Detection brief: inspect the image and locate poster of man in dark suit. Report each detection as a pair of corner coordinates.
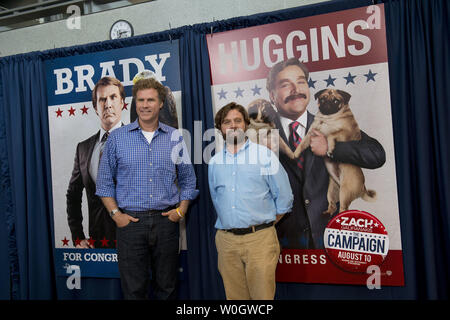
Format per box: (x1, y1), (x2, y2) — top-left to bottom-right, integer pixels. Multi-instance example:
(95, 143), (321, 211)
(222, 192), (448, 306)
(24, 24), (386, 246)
(266, 58), (386, 249)
(66, 77), (125, 249)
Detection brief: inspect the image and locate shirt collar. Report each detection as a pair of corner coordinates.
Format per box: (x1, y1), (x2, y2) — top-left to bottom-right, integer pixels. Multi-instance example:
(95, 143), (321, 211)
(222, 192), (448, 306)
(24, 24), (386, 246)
(279, 111), (308, 131)
(223, 138), (250, 156)
(128, 119), (169, 133)
(99, 121), (122, 142)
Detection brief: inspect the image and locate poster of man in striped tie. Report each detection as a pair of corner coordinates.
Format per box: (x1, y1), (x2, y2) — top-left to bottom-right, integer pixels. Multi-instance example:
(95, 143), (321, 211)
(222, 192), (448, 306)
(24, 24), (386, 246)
(206, 3), (404, 286)
(266, 58), (385, 250)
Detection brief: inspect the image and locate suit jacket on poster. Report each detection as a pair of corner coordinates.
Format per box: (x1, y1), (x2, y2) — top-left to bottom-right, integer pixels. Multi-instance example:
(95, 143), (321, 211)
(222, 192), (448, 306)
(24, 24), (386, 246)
(274, 111), (386, 249)
(66, 131), (116, 248)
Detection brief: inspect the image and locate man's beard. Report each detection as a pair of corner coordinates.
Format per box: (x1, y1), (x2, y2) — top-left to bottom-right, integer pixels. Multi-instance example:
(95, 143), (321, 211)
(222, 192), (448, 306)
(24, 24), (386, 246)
(224, 129), (246, 145)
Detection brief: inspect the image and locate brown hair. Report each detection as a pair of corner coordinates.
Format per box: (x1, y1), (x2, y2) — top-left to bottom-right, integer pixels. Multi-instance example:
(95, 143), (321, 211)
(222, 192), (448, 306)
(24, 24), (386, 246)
(266, 58), (309, 93)
(214, 102), (250, 130)
(92, 77), (125, 110)
(132, 78), (166, 103)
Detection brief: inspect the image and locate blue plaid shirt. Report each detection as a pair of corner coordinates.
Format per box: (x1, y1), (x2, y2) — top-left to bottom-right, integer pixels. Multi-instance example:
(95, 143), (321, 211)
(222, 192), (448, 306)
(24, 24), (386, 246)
(96, 120), (199, 211)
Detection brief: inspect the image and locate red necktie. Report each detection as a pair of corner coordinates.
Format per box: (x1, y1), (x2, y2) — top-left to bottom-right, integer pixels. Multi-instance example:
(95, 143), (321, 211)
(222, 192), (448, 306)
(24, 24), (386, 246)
(289, 121), (304, 169)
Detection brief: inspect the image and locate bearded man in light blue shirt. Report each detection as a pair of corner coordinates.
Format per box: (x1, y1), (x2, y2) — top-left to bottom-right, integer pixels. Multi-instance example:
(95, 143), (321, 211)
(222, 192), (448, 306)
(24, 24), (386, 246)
(208, 102), (293, 300)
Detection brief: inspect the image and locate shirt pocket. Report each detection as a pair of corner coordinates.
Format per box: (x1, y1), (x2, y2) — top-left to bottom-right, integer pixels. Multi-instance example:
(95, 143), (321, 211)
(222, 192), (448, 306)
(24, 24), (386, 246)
(239, 164), (263, 184)
(117, 143), (148, 171)
(238, 164), (268, 196)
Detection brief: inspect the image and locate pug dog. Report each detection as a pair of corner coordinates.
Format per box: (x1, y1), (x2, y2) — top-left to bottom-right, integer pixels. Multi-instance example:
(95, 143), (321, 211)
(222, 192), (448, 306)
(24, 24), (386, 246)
(293, 89), (376, 214)
(247, 99), (293, 156)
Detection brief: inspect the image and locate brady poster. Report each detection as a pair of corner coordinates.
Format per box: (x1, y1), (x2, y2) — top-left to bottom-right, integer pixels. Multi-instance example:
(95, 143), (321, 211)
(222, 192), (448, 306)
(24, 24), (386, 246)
(207, 4), (404, 286)
(45, 40), (183, 278)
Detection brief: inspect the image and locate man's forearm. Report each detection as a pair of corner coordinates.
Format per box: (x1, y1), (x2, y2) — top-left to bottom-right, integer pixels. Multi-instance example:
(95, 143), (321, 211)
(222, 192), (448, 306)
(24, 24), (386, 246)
(178, 200), (190, 216)
(100, 197), (119, 213)
(332, 131), (386, 169)
(101, 197), (140, 227)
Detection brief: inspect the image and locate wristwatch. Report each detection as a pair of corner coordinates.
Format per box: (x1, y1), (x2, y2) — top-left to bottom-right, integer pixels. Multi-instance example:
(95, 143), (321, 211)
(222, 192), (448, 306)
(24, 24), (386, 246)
(326, 150), (334, 159)
(110, 208), (120, 218)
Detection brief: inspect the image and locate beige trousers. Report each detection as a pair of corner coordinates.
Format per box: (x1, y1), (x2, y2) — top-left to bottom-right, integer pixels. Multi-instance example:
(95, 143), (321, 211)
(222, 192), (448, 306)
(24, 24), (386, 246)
(215, 226), (280, 300)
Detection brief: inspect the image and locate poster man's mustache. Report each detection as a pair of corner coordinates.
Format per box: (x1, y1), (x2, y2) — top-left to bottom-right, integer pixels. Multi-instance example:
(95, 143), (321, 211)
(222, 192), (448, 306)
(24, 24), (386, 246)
(284, 93), (307, 104)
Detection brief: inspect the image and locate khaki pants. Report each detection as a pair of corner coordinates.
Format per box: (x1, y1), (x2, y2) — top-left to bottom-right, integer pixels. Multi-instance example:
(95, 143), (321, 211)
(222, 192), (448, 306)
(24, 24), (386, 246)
(215, 226), (280, 300)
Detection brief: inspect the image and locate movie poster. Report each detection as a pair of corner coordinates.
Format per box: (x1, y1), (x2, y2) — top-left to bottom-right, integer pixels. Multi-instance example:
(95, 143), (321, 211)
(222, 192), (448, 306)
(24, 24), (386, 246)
(207, 4), (404, 286)
(45, 40), (183, 277)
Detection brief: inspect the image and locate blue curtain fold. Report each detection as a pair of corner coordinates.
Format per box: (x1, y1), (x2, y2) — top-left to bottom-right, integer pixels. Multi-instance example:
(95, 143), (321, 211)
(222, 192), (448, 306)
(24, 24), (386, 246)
(0, 54), (55, 299)
(384, 0), (450, 299)
(0, 68), (15, 299)
(0, 0), (449, 300)
(179, 28), (225, 299)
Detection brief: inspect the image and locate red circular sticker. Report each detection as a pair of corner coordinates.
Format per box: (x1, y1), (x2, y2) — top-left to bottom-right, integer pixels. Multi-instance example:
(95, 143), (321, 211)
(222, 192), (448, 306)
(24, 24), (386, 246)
(324, 210), (389, 273)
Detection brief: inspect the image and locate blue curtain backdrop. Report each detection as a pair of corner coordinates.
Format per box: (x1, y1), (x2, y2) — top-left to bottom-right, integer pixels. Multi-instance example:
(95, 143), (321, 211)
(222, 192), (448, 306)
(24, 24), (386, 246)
(0, 71), (15, 299)
(383, 0), (450, 299)
(0, 0), (448, 300)
(0, 55), (55, 299)
(179, 28), (226, 300)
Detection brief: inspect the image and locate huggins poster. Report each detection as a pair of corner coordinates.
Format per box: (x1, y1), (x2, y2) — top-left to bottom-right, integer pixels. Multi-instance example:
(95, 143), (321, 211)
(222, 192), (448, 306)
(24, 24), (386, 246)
(45, 40), (183, 278)
(207, 4), (404, 286)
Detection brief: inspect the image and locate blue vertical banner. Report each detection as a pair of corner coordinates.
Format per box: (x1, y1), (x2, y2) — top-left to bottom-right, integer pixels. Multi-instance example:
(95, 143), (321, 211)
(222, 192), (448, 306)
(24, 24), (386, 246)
(45, 40), (183, 278)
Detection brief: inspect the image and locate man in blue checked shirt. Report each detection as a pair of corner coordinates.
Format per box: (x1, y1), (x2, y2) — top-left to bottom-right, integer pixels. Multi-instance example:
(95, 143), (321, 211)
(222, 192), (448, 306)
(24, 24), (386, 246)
(208, 102), (293, 300)
(96, 77), (198, 300)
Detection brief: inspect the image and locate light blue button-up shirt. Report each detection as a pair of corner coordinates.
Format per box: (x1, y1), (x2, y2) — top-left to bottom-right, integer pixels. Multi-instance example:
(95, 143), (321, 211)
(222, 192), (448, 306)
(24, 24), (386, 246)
(208, 139), (293, 229)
